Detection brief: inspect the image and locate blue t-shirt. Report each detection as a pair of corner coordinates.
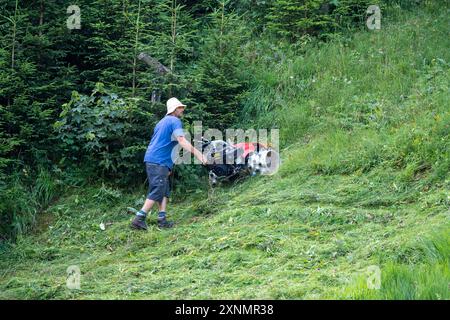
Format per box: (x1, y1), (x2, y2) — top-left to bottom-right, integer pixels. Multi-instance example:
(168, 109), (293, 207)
(144, 115), (185, 169)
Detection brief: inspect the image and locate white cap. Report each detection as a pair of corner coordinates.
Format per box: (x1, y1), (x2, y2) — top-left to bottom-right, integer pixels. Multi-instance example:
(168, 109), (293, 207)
(166, 97), (186, 115)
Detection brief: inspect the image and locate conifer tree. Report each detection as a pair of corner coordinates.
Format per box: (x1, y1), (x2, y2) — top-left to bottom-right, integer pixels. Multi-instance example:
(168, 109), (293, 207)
(266, 0), (372, 40)
(190, 0), (249, 130)
(0, 0), (77, 169)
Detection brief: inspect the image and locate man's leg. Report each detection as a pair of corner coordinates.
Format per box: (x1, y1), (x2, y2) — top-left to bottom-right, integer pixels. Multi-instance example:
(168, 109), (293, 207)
(131, 198), (156, 230)
(157, 197), (168, 212)
(132, 163), (161, 230)
(157, 197), (173, 228)
(141, 198), (156, 214)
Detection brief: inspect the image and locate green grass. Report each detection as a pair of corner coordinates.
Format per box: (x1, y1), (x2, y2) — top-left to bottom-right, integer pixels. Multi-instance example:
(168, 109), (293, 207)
(0, 166), (61, 240)
(0, 4), (448, 299)
(0, 171), (447, 299)
(334, 231), (450, 299)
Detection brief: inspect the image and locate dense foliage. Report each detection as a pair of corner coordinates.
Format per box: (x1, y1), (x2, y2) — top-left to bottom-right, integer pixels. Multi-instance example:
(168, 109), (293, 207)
(54, 83), (153, 182)
(267, 0), (377, 40)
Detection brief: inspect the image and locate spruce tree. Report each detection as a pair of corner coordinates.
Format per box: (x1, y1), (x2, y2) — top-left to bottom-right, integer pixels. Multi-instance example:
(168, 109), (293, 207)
(266, 0), (373, 41)
(189, 0), (249, 130)
(0, 0), (77, 169)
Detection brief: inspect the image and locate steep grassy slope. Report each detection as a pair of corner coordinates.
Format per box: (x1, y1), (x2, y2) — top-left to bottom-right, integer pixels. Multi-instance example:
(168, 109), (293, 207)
(0, 5), (448, 299)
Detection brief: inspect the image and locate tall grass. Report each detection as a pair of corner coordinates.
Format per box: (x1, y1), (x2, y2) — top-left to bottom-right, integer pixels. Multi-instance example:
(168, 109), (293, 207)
(0, 174), (38, 240)
(336, 229), (450, 299)
(0, 167), (61, 241)
(239, 2), (449, 182)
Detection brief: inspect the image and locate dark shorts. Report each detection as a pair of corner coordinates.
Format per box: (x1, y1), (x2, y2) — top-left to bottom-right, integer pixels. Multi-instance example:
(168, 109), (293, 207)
(145, 162), (171, 202)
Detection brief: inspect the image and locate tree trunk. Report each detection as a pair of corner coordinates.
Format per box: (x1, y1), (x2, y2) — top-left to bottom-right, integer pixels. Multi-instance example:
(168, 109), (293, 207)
(39, 0), (44, 37)
(132, 0), (142, 97)
(137, 53), (170, 74)
(11, 0), (19, 70)
(168, 0), (178, 97)
(220, 1), (225, 55)
(170, 0), (177, 73)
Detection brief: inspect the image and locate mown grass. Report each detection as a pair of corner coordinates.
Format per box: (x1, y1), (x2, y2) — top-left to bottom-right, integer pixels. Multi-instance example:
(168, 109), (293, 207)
(0, 169), (447, 299)
(0, 4), (448, 299)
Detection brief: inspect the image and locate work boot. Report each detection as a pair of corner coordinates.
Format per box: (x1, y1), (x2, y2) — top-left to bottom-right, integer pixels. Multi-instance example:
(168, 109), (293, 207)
(157, 217), (174, 229)
(131, 215), (148, 230)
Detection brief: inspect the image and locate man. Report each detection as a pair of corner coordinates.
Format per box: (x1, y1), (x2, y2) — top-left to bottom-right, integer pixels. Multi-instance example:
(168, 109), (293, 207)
(131, 97), (207, 230)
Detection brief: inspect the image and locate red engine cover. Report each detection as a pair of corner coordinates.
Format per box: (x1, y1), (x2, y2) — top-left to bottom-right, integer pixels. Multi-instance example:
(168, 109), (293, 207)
(233, 142), (267, 158)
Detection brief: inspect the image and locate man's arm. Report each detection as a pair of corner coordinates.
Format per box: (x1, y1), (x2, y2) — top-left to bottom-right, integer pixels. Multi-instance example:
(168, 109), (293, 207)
(177, 136), (207, 165)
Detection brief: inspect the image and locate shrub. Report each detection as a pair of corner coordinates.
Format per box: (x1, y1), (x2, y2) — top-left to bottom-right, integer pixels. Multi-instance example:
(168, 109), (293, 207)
(54, 83), (156, 185)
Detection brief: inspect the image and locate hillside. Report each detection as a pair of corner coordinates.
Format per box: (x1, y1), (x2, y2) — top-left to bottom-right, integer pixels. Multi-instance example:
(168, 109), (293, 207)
(0, 5), (448, 299)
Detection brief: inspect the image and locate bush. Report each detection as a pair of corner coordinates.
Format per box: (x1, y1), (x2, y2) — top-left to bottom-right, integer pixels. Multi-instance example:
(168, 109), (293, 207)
(54, 83), (156, 185)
